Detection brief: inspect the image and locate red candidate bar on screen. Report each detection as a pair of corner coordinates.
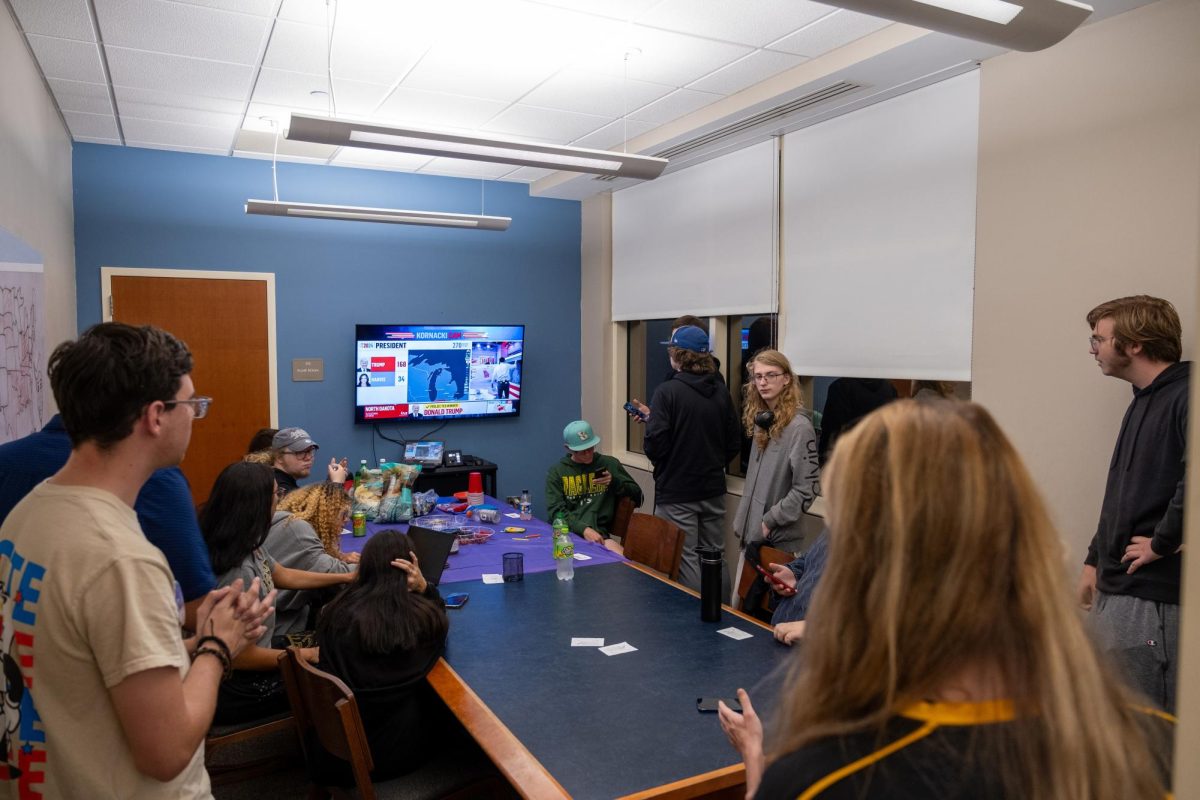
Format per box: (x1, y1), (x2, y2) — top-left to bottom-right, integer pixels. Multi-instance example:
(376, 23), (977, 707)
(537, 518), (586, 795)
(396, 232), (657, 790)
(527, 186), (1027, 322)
(370, 356), (395, 371)
(363, 404), (408, 420)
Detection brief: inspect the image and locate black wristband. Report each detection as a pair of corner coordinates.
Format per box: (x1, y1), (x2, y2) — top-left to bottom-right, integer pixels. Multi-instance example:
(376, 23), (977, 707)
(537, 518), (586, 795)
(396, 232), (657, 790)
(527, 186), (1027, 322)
(194, 646), (232, 681)
(195, 635), (232, 662)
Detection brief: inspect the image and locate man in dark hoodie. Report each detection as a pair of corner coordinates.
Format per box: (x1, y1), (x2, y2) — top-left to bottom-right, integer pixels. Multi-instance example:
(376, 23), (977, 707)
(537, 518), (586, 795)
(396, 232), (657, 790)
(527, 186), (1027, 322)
(1078, 295), (1189, 713)
(636, 326), (740, 591)
(545, 420), (642, 554)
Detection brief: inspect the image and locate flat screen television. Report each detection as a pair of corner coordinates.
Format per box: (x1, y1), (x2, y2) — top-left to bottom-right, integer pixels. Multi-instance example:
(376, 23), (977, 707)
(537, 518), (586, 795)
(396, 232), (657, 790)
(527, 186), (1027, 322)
(355, 324), (524, 423)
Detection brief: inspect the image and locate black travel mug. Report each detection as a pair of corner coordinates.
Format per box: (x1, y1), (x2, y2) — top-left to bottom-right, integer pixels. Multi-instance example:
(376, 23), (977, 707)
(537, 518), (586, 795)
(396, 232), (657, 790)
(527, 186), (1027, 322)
(699, 547), (722, 622)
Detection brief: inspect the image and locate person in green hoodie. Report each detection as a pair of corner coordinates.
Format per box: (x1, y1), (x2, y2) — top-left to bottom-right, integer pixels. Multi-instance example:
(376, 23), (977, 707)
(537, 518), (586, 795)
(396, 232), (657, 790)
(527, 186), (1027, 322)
(545, 420), (643, 554)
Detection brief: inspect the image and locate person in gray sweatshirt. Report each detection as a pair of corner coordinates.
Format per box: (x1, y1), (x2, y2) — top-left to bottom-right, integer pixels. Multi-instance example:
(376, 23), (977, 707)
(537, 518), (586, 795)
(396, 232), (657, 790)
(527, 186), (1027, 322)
(733, 349), (820, 557)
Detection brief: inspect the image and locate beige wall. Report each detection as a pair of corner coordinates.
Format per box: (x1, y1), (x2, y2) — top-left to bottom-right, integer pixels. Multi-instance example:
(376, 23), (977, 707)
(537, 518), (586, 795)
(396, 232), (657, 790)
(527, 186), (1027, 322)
(0, 5), (76, 415)
(973, 0), (1200, 564)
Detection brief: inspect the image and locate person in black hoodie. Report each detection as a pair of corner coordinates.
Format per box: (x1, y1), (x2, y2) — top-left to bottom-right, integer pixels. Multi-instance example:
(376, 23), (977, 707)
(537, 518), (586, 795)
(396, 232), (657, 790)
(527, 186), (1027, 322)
(634, 326), (740, 592)
(1079, 295), (1189, 713)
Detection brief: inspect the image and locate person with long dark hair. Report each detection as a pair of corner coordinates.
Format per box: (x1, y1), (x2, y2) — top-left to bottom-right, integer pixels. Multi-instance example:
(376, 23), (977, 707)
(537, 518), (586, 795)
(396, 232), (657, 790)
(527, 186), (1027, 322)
(200, 461), (354, 724)
(317, 530), (450, 782)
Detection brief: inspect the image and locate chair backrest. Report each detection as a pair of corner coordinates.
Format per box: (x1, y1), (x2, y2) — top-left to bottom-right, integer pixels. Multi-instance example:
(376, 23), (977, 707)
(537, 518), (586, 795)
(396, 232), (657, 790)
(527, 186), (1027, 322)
(622, 513), (685, 581)
(735, 543), (796, 615)
(279, 647), (377, 800)
(611, 496), (636, 542)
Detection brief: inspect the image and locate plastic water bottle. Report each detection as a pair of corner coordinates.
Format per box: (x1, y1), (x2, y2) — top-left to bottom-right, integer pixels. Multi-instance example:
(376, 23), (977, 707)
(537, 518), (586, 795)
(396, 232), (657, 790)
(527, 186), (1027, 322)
(354, 459), (369, 490)
(553, 516), (574, 581)
(519, 489), (532, 521)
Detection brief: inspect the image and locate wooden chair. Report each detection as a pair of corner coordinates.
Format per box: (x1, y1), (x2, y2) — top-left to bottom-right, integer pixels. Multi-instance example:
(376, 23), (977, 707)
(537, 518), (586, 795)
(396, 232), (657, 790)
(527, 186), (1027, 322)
(622, 513), (686, 581)
(278, 648), (508, 800)
(610, 496), (637, 542)
(204, 711), (298, 786)
(735, 543), (796, 619)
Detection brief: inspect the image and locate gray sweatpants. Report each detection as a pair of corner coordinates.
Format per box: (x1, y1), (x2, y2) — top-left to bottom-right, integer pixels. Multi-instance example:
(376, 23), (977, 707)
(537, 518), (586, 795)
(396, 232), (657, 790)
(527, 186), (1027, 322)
(656, 497), (727, 594)
(1089, 591), (1179, 714)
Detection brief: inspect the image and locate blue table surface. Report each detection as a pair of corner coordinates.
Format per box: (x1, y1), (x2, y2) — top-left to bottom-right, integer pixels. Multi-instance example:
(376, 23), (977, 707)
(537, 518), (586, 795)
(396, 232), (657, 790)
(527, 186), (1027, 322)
(438, 562), (797, 800)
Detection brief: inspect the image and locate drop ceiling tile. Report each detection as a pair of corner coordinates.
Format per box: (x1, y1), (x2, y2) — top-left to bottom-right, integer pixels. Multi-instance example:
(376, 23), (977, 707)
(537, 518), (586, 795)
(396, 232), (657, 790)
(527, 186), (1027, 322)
(687, 49), (808, 94)
(106, 47), (255, 100)
(599, 26), (753, 86)
(47, 78), (113, 115)
(74, 136), (123, 146)
(234, 129), (339, 159)
(482, 105), (608, 142)
(418, 158), (517, 180)
(261, 20), (327, 76)
(252, 68), (391, 117)
(628, 87), (722, 125)
(93, 0), (271, 64)
(114, 85), (247, 114)
(520, 67), (673, 118)
(234, 150), (331, 165)
(127, 141), (228, 156)
(326, 4), (435, 85)
(174, 0), (276, 15)
(374, 88), (509, 131)
(277, 0), (328, 26)
(64, 111), (120, 140)
(26, 35), (105, 83)
(528, 0), (663, 19)
(9, 0), (96, 41)
(768, 9), (891, 57)
(121, 116), (237, 150)
(499, 166), (556, 182)
(400, 48), (560, 106)
(119, 101), (244, 130)
(330, 149), (434, 171)
(638, 0), (835, 47)
(570, 117), (656, 150)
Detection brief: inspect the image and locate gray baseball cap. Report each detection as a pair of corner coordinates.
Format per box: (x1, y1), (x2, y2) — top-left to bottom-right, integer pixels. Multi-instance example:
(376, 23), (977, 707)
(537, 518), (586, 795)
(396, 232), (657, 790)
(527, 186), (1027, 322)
(272, 427), (319, 452)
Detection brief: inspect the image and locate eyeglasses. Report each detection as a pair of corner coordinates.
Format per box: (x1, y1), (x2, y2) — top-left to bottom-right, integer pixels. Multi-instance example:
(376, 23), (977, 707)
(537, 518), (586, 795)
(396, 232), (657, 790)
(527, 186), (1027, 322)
(1088, 335), (1115, 353)
(290, 448), (317, 460)
(163, 396), (212, 419)
(752, 372), (785, 383)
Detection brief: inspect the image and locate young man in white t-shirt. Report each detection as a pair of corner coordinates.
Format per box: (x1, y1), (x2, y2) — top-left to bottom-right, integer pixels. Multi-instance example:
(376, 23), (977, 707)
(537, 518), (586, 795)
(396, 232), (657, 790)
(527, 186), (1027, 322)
(0, 323), (272, 799)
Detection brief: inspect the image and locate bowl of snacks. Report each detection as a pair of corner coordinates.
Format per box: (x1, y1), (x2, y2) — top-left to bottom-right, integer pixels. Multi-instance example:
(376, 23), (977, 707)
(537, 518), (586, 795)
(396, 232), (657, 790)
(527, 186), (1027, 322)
(411, 514), (466, 532)
(455, 525), (494, 545)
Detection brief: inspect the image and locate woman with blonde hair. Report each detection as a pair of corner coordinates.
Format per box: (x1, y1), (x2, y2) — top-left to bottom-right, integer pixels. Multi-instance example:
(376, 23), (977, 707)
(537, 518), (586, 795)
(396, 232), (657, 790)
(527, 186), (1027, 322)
(720, 400), (1173, 800)
(732, 349), (819, 556)
(265, 481), (356, 635)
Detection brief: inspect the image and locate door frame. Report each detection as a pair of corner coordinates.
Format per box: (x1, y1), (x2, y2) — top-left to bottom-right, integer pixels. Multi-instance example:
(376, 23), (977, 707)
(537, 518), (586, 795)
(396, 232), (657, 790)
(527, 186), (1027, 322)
(100, 267), (278, 426)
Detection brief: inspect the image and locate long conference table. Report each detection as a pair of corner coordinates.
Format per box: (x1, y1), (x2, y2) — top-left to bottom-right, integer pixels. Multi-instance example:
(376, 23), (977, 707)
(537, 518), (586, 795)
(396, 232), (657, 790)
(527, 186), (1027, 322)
(345, 501), (795, 799)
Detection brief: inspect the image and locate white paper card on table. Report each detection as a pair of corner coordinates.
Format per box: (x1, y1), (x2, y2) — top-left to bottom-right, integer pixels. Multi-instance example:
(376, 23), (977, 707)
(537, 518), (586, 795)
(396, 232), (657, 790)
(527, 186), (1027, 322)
(571, 638), (605, 647)
(481, 573), (504, 584)
(573, 553), (592, 561)
(599, 642), (637, 656)
(504, 512), (521, 518)
(718, 627), (753, 640)
(341, 528), (351, 536)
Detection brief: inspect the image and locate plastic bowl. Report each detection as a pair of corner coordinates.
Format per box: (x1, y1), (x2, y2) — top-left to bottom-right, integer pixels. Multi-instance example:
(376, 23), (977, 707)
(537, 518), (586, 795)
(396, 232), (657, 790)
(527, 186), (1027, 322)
(456, 525), (494, 545)
(411, 514), (466, 532)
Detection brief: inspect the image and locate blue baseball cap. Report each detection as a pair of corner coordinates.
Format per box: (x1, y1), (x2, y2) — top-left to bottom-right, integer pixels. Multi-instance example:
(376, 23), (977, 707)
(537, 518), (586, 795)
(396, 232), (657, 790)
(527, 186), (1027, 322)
(661, 325), (709, 353)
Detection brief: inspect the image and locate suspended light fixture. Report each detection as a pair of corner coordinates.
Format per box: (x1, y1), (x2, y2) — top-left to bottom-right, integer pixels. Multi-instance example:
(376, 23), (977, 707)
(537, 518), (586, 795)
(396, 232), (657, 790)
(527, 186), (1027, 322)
(824, 0), (1092, 51)
(286, 113), (669, 181)
(245, 200), (511, 230)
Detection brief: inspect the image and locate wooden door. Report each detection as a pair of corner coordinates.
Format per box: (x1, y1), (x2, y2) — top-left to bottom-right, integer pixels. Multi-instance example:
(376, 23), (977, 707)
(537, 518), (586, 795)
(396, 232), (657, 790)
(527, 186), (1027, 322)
(108, 273), (274, 505)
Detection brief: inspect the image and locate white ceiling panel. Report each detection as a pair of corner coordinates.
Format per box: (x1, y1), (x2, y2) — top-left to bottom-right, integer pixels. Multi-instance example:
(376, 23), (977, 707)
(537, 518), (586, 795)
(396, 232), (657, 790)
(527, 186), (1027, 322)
(639, 0), (836, 48)
(93, 0), (271, 65)
(63, 111), (120, 140)
(9, 0), (96, 41)
(122, 117), (237, 150)
(234, 150), (330, 165)
(330, 149), (434, 171)
(687, 49), (809, 94)
(570, 117), (656, 150)
(47, 78), (114, 115)
(528, 0), (663, 20)
(74, 136), (123, 146)
(251, 69), (391, 117)
(498, 166), (556, 182)
(418, 158), (519, 180)
(520, 67), (674, 118)
(127, 141), (228, 155)
(234, 129), (339, 159)
(768, 9), (892, 58)
(106, 47), (255, 99)
(629, 87), (723, 125)
(115, 85), (247, 114)
(26, 35), (105, 83)
(611, 27), (753, 87)
(276, 0), (329, 26)
(482, 105), (608, 141)
(374, 88), (508, 131)
(399, 48), (560, 105)
(261, 19), (327, 76)
(174, 0), (276, 15)
(118, 100), (244, 130)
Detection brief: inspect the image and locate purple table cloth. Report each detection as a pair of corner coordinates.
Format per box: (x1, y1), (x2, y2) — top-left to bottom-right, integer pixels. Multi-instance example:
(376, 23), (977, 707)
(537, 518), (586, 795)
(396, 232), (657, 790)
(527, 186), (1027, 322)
(339, 496), (625, 583)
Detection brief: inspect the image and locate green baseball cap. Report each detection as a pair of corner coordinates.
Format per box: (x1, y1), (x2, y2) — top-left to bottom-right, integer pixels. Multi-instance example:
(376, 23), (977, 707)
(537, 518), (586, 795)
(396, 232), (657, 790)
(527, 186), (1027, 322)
(563, 419), (600, 451)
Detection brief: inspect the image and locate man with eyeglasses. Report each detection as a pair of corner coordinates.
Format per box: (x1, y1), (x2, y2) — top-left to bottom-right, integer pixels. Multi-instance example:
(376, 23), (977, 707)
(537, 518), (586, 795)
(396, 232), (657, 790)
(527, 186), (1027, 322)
(0, 383), (216, 632)
(1079, 295), (1190, 714)
(270, 427), (349, 499)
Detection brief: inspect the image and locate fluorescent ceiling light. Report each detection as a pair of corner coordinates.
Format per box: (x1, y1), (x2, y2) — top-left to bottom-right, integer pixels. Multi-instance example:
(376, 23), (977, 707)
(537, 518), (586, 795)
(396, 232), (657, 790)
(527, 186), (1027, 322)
(822, 0), (1091, 51)
(287, 113), (668, 181)
(913, 0), (1022, 25)
(245, 200), (510, 231)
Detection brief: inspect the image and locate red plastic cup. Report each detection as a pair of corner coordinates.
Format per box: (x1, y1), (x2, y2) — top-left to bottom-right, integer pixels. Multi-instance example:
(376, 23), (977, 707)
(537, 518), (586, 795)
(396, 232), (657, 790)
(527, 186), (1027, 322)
(468, 471), (483, 495)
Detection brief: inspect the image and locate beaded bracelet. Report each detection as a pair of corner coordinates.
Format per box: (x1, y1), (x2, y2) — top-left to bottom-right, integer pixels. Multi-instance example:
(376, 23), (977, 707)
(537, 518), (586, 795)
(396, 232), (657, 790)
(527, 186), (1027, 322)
(195, 635), (232, 662)
(194, 646), (232, 681)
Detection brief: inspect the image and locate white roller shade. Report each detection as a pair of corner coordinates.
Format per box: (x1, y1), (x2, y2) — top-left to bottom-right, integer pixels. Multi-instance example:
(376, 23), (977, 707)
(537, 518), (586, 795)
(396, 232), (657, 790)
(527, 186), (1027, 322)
(612, 140), (777, 321)
(781, 71), (979, 379)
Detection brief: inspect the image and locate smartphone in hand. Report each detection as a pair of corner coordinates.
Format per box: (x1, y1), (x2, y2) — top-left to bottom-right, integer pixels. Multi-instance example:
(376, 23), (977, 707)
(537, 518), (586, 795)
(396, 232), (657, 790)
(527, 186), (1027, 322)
(755, 562), (796, 595)
(623, 401), (648, 421)
(697, 697), (742, 713)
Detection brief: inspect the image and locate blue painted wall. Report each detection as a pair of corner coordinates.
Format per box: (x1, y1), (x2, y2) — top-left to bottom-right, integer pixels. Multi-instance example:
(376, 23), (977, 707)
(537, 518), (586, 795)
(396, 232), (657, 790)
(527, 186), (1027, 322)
(72, 143), (581, 514)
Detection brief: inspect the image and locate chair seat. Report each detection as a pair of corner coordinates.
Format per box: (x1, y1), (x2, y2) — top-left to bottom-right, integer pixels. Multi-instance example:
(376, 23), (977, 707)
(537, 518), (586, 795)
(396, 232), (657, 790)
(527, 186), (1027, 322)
(368, 751), (508, 800)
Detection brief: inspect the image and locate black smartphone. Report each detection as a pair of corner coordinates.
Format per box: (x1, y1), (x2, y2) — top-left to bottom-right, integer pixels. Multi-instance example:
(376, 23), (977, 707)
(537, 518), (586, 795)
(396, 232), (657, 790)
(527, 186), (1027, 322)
(623, 401), (648, 421)
(697, 697), (741, 713)
(444, 592), (469, 609)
